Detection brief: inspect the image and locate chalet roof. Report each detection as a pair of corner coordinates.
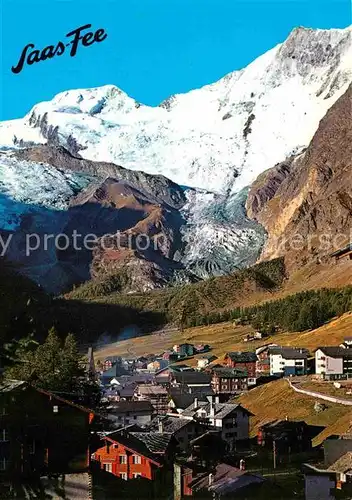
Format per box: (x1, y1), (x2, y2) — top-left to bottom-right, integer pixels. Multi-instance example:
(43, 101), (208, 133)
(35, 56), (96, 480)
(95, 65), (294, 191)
(225, 352), (257, 363)
(101, 364), (129, 378)
(0, 379), (26, 392)
(169, 392), (198, 410)
(106, 400), (154, 414)
(147, 415), (195, 434)
(104, 356), (121, 362)
(256, 344), (279, 355)
(118, 384), (136, 398)
(189, 463), (264, 494)
(328, 452), (352, 474)
(130, 432), (173, 454)
(135, 384), (168, 396)
(317, 347), (352, 359)
(259, 420), (309, 435)
(0, 380), (97, 417)
(105, 430), (172, 464)
(170, 364), (195, 372)
(269, 347), (309, 359)
(200, 354), (218, 361)
(190, 430), (222, 445)
(182, 401), (253, 419)
(212, 367), (248, 378)
(173, 371), (212, 385)
(147, 359), (169, 370)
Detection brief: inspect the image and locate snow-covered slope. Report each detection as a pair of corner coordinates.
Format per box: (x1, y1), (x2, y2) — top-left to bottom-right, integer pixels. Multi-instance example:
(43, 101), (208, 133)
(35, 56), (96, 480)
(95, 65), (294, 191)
(1, 27), (351, 194)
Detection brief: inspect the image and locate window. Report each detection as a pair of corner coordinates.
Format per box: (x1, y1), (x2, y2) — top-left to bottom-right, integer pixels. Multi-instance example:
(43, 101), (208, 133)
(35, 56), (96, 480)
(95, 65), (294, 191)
(132, 455), (141, 464)
(119, 455), (127, 464)
(103, 463), (113, 473)
(133, 473), (142, 478)
(119, 472), (127, 480)
(0, 429), (9, 442)
(53, 405), (59, 413)
(113, 444), (118, 449)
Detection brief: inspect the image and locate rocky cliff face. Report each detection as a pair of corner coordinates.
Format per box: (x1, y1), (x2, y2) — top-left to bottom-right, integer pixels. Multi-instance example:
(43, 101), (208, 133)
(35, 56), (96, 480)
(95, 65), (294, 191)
(0, 146), (188, 293)
(246, 84), (352, 270)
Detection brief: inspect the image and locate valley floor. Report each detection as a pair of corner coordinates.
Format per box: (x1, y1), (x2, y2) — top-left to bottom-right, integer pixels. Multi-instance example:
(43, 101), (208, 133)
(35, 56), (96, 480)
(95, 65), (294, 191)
(96, 311), (352, 446)
(96, 310), (352, 362)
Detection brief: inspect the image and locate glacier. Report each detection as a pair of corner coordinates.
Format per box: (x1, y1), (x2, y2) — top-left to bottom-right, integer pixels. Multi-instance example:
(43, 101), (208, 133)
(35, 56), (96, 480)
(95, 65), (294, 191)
(0, 26), (351, 286)
(0, 27), (351, 195)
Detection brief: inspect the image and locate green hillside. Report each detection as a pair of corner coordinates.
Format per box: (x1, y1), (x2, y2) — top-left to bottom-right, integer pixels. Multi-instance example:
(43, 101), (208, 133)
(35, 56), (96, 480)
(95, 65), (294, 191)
(65, 258), (286, 327)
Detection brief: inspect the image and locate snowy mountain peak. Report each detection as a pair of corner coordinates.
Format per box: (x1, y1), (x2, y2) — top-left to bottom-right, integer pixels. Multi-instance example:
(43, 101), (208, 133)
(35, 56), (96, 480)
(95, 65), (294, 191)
(0, 26), (351, 194)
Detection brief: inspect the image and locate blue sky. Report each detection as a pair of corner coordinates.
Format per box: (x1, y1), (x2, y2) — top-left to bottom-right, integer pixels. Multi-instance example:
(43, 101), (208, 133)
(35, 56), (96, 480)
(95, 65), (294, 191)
(0, 0), (350, 120)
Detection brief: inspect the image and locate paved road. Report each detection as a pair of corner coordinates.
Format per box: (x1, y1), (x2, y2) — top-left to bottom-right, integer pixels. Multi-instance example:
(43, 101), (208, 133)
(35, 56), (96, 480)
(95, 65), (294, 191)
(287, 378), (352, 406)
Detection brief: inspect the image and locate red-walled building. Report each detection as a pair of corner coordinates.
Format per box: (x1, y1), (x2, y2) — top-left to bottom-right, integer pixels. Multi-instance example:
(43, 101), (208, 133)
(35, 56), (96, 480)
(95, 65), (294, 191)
(223, 352), (257, 385)
(92, 430), (175, 481)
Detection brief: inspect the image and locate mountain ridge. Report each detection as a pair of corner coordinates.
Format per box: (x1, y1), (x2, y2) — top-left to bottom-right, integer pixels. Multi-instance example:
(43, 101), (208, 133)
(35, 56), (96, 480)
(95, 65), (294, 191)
(1, 26), (351, 195)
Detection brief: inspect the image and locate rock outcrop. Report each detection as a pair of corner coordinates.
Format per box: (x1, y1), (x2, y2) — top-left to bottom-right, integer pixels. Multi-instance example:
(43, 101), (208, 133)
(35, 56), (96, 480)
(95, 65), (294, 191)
(246, 84), (352, 270)
(0, 146), (189, 293)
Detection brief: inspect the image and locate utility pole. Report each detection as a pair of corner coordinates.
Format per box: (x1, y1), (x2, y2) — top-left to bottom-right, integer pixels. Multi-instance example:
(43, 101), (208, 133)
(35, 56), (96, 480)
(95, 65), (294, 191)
(273, 440), (277, 470)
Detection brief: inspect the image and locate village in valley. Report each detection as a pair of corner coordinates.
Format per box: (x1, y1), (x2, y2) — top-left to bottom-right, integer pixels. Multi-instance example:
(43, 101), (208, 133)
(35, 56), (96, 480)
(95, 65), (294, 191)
(1, 323), (351, 499)
(0, 10), (351, 499)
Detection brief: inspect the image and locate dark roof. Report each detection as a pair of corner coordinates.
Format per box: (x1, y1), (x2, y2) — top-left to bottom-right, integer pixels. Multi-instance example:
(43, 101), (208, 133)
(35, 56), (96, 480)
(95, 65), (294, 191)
(0, 380), (97, 416)
(118, 384), (136, 398)
(328, 452), (352, 474)
(212, 367), (248, 378)
(269, 347), (309, 359)
(202, 354), (218, 361)
(182, 401), (253, 419)
(0, 379), (26, 392)
(101, 364), (129, 378)
(317, 347), (352, 359)
(226, 352), (257, 363)
(169, 392), (198, 410)
(170, 365), (195, 372)
(189, 463), (264, 494)
(105, 430), (172, 464)
(104, 356), (121, 362)
(173, 371), (211, 385)
(148, 359), (169, 369)
(147, 416), (195, 434)
(106, 400), (154, 414)
(260, 419), (308, 431)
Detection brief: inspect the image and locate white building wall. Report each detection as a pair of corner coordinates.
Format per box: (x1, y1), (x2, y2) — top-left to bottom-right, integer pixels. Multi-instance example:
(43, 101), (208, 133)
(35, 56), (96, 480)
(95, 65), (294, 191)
(270, 354), (284, 375)
(315, 349), (343, 376)
(271, 353), (307, 376)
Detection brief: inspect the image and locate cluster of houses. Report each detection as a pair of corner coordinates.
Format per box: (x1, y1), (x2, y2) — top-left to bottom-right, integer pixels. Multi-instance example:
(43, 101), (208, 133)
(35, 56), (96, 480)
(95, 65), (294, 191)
(1, 376), (350, 499)
(98, 337), (352, 420)
(1, 337), (351, 498)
